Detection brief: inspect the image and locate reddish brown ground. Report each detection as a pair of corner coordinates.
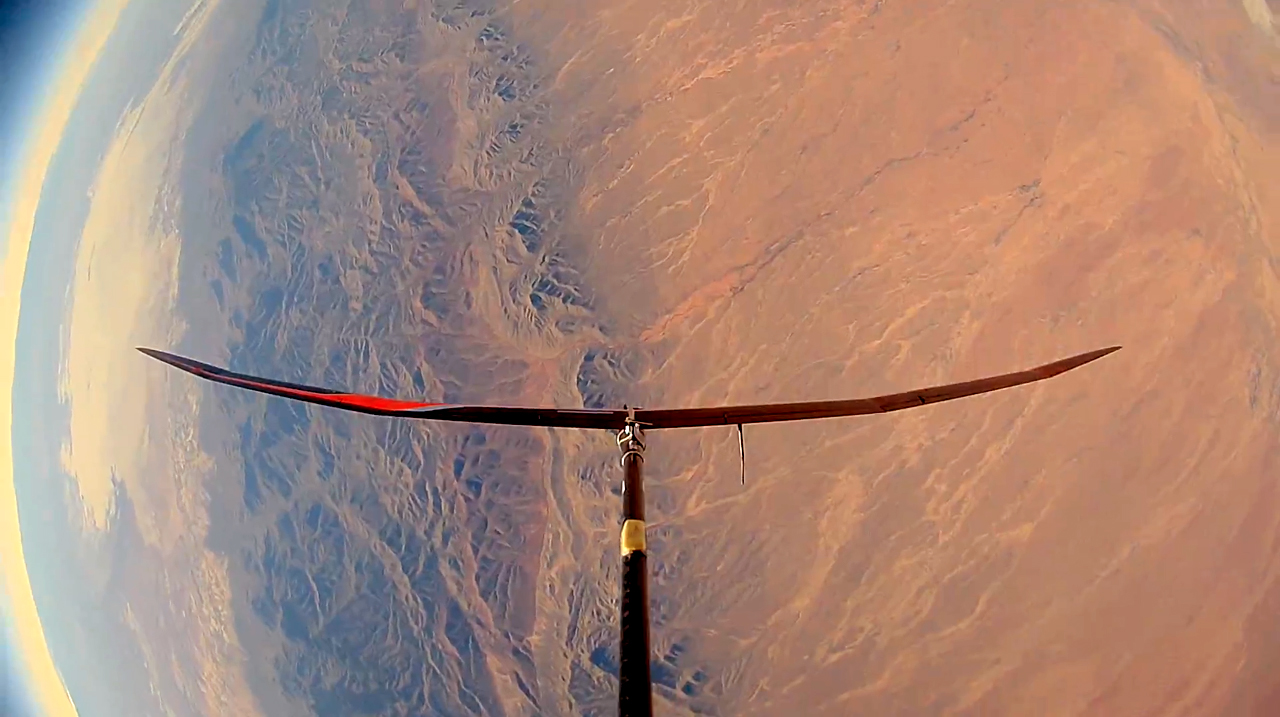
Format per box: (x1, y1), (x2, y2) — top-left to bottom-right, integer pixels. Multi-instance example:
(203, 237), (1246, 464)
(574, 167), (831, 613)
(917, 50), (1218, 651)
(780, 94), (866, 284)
(497, 0), (1280, 713)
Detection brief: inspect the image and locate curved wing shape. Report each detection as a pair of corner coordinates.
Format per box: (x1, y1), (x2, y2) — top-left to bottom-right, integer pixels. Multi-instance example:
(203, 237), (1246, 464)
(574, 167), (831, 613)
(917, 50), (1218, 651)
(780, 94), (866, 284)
(636, 346), (1120, 428)
(137, 348), (629, 428)
(139, 345), (1118, 431)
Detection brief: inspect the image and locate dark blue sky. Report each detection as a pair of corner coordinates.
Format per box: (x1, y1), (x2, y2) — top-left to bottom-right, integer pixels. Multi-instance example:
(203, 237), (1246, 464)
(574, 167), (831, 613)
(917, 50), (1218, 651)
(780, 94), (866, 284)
(0, 0), (83, 98)
(0, 0), (85, 194)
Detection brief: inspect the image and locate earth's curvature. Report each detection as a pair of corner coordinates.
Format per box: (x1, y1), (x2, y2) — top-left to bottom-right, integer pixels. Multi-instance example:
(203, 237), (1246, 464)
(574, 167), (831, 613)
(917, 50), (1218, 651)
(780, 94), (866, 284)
(8, 0), (1280, 715)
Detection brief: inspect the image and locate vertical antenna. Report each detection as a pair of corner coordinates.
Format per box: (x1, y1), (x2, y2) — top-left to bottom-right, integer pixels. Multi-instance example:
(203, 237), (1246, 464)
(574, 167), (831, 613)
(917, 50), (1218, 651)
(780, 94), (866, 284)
(737, 423), (745, 486)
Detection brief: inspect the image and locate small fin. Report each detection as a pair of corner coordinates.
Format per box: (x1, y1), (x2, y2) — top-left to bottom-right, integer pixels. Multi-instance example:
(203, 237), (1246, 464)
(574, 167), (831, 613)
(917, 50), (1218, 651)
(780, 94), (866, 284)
(737, 423), (745, 486)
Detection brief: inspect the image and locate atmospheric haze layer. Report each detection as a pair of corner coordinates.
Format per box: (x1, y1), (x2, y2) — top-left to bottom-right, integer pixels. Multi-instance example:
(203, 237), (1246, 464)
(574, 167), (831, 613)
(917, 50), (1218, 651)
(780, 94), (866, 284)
(3, 0), (1280, 716)
(1, 1), (144, 715)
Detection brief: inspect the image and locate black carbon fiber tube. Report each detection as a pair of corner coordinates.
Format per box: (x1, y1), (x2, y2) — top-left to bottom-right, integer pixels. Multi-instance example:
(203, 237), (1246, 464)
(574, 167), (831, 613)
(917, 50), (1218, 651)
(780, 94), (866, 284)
(618, 445), (652, 716)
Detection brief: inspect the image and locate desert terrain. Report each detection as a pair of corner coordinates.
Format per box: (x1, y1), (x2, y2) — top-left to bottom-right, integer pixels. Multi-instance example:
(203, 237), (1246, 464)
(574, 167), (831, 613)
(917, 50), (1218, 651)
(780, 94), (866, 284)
(146, 0), (1280, 714)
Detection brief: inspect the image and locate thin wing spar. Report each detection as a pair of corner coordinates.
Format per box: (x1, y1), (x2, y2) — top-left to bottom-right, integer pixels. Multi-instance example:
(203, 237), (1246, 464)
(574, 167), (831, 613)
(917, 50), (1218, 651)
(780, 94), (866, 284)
(138, 345), (1120, 431)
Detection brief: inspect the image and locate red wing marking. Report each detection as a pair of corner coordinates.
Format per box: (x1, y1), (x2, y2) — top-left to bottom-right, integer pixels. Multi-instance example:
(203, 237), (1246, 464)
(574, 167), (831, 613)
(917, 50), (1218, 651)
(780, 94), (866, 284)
(234, 376), (443, 412)
(138, 348), (444, 414)
(139, 345), (1118, 430)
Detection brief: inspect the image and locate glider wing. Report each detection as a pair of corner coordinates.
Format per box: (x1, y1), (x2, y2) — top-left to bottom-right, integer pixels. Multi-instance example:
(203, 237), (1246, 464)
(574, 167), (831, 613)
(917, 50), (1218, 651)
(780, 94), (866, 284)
(137, 347), (628, 428)
(139, 345), (1119, 431)
(635, 346), (1120, 428)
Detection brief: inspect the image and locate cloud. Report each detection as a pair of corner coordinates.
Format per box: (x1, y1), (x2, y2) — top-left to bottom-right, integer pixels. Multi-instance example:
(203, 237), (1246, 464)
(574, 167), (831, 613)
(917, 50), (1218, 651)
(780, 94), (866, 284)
(0, 1), (135, 716)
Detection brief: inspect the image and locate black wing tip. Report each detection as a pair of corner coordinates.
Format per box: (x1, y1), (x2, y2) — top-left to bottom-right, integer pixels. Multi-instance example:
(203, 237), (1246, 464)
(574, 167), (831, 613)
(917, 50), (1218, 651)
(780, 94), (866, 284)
(137, 347), (209, 377)
(1082, 345), (1122, 362)
(1048, 345), (1120, 375)
(137, 346), (176, 364)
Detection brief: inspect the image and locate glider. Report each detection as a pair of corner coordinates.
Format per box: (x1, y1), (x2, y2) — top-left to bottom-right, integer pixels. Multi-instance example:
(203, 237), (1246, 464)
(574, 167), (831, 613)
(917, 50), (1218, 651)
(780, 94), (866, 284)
(139, 344), (1119, 716)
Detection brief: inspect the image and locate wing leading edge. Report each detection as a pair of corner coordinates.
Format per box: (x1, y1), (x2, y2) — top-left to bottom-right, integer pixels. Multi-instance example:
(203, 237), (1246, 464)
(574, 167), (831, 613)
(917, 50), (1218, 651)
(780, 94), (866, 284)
(139, 345), (1119, 431)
